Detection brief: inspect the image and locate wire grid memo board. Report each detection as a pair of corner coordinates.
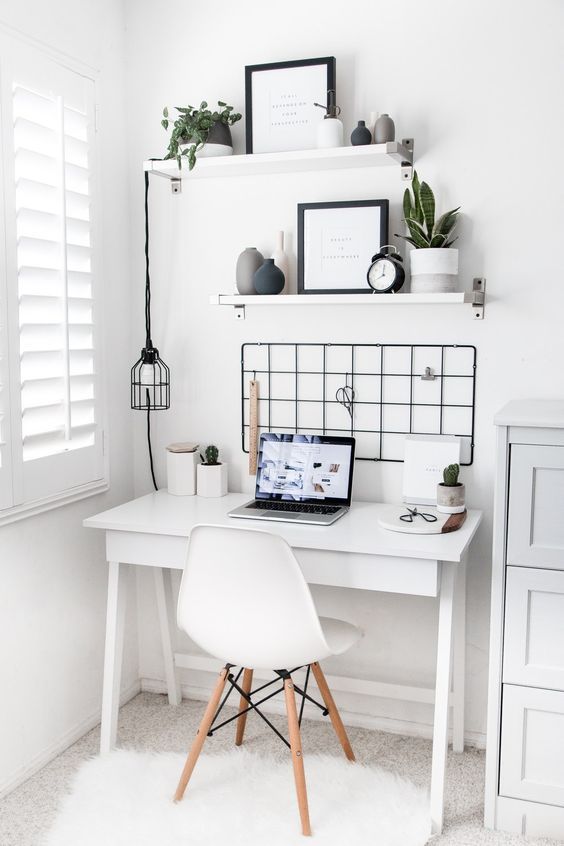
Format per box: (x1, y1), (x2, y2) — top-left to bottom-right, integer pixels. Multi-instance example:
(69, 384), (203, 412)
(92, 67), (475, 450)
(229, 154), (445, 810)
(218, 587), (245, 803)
(241, 343), (477, 465)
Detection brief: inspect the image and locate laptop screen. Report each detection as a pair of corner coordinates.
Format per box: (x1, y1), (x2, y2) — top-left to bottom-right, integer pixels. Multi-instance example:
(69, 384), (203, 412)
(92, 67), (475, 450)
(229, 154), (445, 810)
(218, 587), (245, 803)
(255, 433), (355, 504)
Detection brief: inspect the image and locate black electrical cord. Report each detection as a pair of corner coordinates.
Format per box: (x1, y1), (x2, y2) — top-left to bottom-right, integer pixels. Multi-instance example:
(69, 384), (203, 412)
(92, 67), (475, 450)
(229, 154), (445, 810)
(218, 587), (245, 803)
(144, 172), (157, 492)
(146, 391), (158, 491)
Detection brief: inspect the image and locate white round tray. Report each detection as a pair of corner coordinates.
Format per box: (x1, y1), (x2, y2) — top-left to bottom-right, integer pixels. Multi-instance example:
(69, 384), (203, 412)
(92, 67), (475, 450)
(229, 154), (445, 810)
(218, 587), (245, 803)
(378, 505), (450, 534)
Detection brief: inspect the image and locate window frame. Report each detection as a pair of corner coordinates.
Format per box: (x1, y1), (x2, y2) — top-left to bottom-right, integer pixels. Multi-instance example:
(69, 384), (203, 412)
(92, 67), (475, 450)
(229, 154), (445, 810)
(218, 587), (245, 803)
(0, 30), (109, 526)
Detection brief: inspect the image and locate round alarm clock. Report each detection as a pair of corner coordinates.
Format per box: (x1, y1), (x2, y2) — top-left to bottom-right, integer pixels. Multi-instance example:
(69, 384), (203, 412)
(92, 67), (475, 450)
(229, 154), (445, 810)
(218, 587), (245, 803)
(367, 245), (405, 293)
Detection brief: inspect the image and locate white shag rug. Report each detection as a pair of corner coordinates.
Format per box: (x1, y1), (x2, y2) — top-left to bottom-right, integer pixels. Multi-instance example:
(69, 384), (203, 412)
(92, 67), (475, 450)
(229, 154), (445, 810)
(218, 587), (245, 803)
(45, 749), (431, 846)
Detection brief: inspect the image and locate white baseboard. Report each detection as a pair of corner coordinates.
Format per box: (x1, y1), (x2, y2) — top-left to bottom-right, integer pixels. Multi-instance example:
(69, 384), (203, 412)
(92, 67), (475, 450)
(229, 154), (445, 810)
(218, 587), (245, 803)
(0, 679), (141, 800)
(140, 676), (486, 750)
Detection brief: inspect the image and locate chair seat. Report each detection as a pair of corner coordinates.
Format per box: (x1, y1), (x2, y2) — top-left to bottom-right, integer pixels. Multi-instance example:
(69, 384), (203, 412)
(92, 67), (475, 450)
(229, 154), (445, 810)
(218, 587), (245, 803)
(319, 616), (362, 657)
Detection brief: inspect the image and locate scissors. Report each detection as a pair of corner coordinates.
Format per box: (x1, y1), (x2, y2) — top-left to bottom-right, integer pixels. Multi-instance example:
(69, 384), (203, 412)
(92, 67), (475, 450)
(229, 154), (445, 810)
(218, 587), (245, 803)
(400, 506), (438, 523)
(335, 374), (355, 420)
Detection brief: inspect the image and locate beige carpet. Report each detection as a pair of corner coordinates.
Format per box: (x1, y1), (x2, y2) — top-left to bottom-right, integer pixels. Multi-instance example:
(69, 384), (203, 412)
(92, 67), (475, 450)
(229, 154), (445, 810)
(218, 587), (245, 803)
(0, 692), (560, 846)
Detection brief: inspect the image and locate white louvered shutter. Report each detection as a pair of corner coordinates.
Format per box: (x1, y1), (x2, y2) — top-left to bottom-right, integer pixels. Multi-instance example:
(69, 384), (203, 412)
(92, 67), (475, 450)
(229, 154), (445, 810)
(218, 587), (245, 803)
(1, 44), (104, 506)
(0, 266), (14, 510)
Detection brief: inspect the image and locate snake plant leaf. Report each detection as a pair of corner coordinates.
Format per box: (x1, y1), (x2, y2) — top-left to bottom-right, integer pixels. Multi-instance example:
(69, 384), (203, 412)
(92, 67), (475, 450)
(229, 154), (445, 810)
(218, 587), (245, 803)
(443, 237), (458, 248)
(429, 233), (448, 248)
(403, 187), (414, 222)
(404, 218), (430, 248)
(395, 234), (422, 249)
(411, 172), (425, 224)
(419, 182), (436, 238)
(433, 208), (460, 238)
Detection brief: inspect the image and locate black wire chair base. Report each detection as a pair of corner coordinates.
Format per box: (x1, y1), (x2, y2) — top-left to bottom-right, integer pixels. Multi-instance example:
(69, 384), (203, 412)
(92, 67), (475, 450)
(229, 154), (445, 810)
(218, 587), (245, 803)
(206, 665), (328, 749)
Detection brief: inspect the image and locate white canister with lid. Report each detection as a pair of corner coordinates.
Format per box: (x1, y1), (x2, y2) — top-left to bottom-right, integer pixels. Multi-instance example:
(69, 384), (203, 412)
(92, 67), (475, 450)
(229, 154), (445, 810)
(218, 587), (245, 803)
(166, 442), (199, 495)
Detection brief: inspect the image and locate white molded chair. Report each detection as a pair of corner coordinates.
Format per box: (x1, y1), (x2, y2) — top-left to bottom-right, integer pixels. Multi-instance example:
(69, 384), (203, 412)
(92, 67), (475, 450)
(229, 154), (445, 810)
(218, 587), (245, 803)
(174, 523), (362, 836)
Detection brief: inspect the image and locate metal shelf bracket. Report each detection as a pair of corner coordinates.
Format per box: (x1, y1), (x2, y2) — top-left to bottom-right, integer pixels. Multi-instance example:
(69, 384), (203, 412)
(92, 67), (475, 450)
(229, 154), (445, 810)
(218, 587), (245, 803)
(171, 178), (182, 195)
(401, 138), (414, 181)
(465, 277), (486, 319)
(234, 305), (246, 320)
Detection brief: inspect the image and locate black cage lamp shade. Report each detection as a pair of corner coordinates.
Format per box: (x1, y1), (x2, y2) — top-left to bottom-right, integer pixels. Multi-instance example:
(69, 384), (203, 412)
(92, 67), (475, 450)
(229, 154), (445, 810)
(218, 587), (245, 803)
(131, 345), (170, 410)
(131, 170), (170, 411)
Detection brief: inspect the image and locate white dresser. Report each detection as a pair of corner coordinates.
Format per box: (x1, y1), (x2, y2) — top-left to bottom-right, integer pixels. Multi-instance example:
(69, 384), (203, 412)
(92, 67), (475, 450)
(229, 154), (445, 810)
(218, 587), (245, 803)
(485, 400), (564, 839)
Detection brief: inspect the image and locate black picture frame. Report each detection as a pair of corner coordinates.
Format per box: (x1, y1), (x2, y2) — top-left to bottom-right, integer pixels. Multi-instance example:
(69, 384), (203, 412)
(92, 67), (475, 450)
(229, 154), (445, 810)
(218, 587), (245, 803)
(297, 200), (390, 295)
(245, 57), (336, 155)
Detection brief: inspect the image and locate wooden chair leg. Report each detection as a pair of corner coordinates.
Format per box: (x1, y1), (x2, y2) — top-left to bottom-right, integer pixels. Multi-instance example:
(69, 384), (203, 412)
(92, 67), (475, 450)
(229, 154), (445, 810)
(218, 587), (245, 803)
(310, 662), (355, 762)
(173, 667), (229, 802)
(284, 677), (312, 837)
(235, 668), (254, 746)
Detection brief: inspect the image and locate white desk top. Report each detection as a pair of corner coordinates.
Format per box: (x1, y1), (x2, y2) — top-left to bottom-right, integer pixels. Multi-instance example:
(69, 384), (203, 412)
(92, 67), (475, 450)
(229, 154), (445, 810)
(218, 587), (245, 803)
(84, 492), (482, 563)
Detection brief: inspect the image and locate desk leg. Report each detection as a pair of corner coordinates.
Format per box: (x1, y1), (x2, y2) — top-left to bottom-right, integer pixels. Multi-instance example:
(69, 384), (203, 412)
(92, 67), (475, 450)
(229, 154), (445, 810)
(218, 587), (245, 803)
(452, 556), (467, 754)
(430, 561), (456, 835)
(154, 567), (182, 706)
(100, 561), (127, 754)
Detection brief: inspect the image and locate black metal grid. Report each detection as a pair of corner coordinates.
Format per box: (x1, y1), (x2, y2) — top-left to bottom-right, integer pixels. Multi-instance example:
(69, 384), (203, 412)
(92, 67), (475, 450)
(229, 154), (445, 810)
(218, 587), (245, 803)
(241, 343), (477, 465)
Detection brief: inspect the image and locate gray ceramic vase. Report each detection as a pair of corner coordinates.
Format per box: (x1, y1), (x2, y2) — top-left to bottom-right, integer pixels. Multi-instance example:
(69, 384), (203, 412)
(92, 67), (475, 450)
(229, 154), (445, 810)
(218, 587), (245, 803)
(374, 113), (395, 143)
(351, 120), (372, 146)
(236, 247), (264, 295)
(253, 258), (285, 295)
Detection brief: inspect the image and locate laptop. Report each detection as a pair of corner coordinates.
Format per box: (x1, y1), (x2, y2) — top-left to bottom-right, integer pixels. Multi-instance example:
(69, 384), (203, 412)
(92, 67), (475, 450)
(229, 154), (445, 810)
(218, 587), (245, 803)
(228, 433), (355, 526)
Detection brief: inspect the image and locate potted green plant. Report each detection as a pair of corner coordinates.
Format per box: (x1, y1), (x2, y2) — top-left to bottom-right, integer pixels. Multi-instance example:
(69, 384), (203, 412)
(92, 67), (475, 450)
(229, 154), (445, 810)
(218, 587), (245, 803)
(437, 463), (465, 514)
(161, 101), (242, 170)
(395, 171), (460, 293)
(197, 444), (228, 497)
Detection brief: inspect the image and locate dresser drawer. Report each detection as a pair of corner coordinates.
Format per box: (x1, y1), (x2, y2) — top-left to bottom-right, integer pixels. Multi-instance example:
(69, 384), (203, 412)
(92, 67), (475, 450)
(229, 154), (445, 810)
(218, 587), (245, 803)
(500, 684), (564, 807)
(503, 566), (564, 691)
(507, 444), (564, 570)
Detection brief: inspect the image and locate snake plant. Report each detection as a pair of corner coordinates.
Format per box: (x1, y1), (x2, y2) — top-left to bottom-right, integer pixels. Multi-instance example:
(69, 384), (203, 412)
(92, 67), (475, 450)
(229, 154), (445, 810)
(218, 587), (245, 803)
(396, 171), (460, 249)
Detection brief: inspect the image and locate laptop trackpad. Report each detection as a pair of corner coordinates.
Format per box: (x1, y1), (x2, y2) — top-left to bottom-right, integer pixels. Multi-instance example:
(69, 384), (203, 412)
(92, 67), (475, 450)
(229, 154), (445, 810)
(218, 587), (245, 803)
(260, 511), (301, 519)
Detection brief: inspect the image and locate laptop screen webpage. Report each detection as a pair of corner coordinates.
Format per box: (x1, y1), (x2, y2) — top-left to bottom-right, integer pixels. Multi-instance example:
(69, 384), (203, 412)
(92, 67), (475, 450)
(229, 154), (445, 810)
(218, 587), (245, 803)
(255, 433), (355, 504)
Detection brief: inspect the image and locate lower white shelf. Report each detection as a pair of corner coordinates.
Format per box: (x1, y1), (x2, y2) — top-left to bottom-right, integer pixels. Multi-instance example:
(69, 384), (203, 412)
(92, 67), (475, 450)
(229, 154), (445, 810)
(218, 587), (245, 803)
(209, 287), (485, 319)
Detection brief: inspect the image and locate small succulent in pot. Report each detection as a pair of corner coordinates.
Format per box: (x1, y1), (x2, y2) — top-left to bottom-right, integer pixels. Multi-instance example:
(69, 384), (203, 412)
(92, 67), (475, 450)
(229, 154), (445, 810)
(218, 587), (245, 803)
(161, 101), (242, 170)
(437, 463), (465, 514)
(197, 444), (227, 497)
(200, 444), (220, 465)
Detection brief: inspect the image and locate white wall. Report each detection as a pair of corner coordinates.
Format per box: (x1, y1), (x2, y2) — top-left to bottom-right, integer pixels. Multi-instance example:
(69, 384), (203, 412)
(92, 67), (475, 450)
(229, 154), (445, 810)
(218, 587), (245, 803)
(0, 0), (136, 795)
(124, 0), (564, 744)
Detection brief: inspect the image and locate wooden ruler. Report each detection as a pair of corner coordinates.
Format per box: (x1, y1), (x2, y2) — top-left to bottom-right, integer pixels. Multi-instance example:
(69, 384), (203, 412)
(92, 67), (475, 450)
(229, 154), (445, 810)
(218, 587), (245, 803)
(248, 379), (259, 475)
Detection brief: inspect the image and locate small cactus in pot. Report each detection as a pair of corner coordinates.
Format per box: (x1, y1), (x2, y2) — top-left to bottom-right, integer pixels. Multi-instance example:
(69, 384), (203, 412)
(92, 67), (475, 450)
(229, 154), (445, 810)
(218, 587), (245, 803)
(197, 444), (228, 497)
(201, 444), (220, 465)
(437, 463), (465, 514)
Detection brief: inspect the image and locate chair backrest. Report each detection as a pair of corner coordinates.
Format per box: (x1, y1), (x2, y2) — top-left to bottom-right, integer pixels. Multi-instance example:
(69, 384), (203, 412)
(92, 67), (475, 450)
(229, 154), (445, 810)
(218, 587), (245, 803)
(177, 524), (330, 669)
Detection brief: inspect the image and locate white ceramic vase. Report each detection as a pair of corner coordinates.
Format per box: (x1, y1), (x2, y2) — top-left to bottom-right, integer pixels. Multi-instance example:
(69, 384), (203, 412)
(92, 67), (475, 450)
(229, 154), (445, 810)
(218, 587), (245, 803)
(316, 117), (344, 148)
(197, 463), (228, 497)
(410, 248), (459, 293)
(272, 231), (289, 293)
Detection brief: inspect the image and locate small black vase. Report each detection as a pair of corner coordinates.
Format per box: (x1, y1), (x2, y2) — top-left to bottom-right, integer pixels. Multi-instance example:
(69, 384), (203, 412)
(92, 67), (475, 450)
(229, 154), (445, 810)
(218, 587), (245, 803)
(253, 259), (285, 295)
(351, 120), (372, 146)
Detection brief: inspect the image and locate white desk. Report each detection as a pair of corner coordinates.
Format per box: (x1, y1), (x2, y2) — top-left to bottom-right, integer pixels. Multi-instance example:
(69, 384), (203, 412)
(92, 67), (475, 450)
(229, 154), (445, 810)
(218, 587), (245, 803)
(85, 491), (482, 834)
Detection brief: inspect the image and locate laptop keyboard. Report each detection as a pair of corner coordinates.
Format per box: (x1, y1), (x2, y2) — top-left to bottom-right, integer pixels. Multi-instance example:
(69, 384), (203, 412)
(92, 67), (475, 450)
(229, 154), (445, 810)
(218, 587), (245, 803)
(247, 501), (341, 516)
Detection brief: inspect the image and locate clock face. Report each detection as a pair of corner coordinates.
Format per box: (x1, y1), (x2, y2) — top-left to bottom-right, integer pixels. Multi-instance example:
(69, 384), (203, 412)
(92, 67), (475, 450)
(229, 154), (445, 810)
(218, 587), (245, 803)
(368, 258), (397, 291)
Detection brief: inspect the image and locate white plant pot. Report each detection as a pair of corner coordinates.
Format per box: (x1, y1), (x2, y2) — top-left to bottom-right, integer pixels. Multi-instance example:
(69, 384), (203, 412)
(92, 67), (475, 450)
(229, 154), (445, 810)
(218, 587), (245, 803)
(197, 463), (228, 497)
(410, 248), (459, 293)
(436, 482), (465, 514)
(166, 450), (198, 496)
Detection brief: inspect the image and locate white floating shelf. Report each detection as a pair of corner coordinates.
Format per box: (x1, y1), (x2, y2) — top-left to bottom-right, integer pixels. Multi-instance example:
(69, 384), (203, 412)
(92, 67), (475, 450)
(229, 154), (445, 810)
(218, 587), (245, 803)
(144, 140), (414, 182)
(209, 283), (486, 319)
(210, 292), (467, 306)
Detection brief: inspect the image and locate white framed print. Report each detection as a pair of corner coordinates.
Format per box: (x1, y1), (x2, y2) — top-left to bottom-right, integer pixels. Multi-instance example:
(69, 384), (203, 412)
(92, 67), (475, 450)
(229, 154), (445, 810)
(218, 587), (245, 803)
(245, 57), (335, 154)
(298, 200), (389, 294)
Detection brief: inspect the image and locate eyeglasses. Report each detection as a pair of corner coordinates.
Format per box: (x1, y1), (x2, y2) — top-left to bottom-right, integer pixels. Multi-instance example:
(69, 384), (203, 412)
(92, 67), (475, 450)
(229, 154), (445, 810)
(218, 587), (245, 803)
(399, 506), (438, 524)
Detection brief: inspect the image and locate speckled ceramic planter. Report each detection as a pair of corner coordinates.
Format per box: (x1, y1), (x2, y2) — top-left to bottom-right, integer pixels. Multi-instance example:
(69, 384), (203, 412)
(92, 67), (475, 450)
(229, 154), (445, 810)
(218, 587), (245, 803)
(437, 482), (465, 514)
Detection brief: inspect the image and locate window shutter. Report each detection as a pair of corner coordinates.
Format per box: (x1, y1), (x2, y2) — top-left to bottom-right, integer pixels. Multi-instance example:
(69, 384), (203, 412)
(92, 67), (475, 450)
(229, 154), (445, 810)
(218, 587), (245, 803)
(1, 45), (104, 505)
(0, 276), (14, 510)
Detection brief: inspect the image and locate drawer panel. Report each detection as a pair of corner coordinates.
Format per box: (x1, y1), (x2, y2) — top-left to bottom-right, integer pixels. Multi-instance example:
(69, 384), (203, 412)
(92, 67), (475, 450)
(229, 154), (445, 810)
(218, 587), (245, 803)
(507, 444), (564, 570)
(500, 684), (564, 807)
(496, 796), (564, 839)
(503, 566), (564, 691)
